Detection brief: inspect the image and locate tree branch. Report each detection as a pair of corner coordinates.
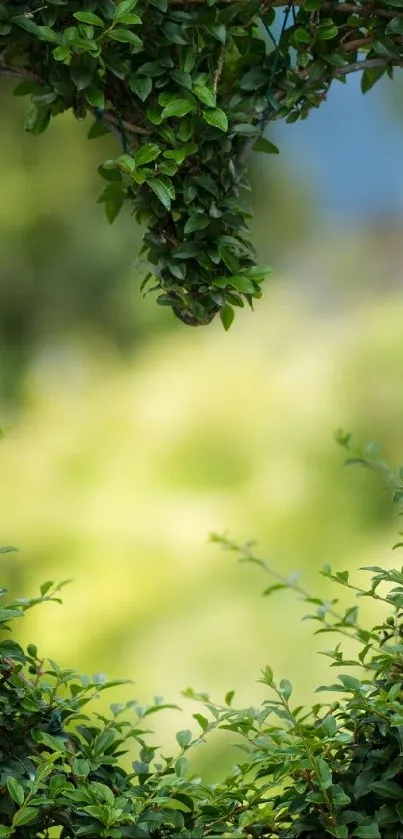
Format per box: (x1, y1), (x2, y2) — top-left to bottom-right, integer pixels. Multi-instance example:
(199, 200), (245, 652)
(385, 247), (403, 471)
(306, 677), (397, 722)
(0, 67), (151, 138)
(169, 0), (403, 20)
(333, 57), (403, 75)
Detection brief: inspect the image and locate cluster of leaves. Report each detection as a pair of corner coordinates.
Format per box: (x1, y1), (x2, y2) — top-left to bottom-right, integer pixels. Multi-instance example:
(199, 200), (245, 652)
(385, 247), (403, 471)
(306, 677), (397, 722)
(1, 444), (403, 837)
(2, 0), (403, 326)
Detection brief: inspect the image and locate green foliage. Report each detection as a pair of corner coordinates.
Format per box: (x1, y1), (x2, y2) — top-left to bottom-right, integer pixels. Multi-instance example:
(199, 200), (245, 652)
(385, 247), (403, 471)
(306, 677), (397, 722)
(2, 448), (403, 836)
(1, 0), (402, 325)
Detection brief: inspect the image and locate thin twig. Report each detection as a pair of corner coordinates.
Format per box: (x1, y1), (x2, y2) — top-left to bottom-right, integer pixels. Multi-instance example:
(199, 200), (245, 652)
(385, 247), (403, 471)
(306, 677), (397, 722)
(334, 57), (403, 74)
(100, 109), (151, 137)
(212, 47), (225, 95)
(0, 65), (40, 82)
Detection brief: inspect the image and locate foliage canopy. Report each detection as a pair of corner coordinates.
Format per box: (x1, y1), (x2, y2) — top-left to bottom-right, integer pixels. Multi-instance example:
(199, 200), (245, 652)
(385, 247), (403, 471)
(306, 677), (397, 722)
(1, 441), (403, 837)
(1, 0), (402, 325)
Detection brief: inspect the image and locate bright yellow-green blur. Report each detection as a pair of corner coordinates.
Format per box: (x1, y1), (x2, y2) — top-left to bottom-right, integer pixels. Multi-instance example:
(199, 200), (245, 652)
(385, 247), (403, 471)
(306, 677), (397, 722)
(1, 85), (403, 777)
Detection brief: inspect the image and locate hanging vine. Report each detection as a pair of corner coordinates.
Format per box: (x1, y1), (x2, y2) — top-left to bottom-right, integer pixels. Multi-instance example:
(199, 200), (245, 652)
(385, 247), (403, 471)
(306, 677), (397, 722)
(1, 0), (402, 327)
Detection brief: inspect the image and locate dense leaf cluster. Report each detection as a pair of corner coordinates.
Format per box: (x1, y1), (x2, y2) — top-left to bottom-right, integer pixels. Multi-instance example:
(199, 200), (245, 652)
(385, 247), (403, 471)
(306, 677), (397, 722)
(1, 445), (403, 837)
(1, 0), (403, 324)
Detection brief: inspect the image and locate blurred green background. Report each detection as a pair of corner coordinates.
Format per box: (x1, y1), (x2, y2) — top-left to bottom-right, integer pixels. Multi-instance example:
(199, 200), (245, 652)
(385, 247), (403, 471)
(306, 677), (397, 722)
(1, 72), (403, 776)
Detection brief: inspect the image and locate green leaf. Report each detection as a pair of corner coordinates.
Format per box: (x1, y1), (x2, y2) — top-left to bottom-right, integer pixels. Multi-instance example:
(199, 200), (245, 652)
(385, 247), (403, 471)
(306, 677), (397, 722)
(171, 70), (192, 90)
(228, 276), (255, 294)
(53, 44), (71, 61)
(175, 756), (188, 777)
(294, 27), (312, 43)
(318, 24), (338, 39)
(279, 679), (292, 700)
(88, 121), (109, 139)
(202, 108), (228, 132)
(108, 29), (142, 47)
(193, 85), (216, 108)
(220, 304), (234, 331)
(193, 713), (209, 731)
(353, 820), (381, 838)
(114, 0), (139, 18)
(129, 75), (152, 101)
(85, 86), (105, 109)
(0, 608), (23, 622)
(232, 123), (260, 136)
(148, 178), (171, 210)
(369, 780), (403, 799)
(385, 16), (403, 34)
(12, 808), (37, 827)
(338, 674), (364, 692)
(243, 265), (273, 281)
(173, 242), (201, 258)
(184, 214), (210, 235)
(74, 11), (104, 26)
(135, 144), (161, 166)
(253, 137), (280, 154)
(161, 99), (196, 119)
(35, 25), (61, 43)
(176, 729), (192, 749)
(7, 778), (24, 808)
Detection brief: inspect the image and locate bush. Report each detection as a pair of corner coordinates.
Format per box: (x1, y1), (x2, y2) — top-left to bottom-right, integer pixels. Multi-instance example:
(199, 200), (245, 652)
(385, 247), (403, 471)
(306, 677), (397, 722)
(2, 0), (403, 325)
(1, 439), (403, 838)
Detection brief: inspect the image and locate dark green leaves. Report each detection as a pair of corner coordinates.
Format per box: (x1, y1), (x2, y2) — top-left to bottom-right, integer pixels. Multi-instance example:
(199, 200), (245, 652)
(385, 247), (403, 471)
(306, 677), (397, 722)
(202, 108), (228, 132)
(148, 178), (172, 210)
(130, 75), (152, 101)
(7, 777), (24, 807)
(161, 99), (196, 119)
(7, 0), (402, 326)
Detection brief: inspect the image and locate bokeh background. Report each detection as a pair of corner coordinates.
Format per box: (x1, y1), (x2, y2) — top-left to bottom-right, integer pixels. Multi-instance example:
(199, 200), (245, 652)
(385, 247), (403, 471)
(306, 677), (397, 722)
(1, 69), (403, 776)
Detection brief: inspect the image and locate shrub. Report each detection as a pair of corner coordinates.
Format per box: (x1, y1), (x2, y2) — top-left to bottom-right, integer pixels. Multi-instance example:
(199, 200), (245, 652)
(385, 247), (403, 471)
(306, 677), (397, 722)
(1, 439), (403, 838)
(2, 0), (403, 325)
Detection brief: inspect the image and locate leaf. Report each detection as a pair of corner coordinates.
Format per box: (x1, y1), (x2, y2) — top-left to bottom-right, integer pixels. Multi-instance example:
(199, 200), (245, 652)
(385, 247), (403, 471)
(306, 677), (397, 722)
(232, 123), (260, 136)
(175, 756), (188, 777)
(148, 178), (171, 211)
(193, 713), (209, 731)
(368, 780), (403, 799)
(243, 265), (273, 281)
(161, 99), (196, 119)
(193, 85), (216, 108)
(184, 214), (210, 235)
(176, 729), (192, 749)
(279, 679), (292, 701)
(202, 108), (228, 132)
(220, 304), (234, 331)
(135, 144), (161, 166)
(12, 808), (37, 827)
(338, 674), (364, 692)
(353, 820), (381, 838)
(228, 276), (255, 294)
(114, 0), (139, 18)
(88, 121), (109, 139)
(0, 608), (23, 622)
(74, 11), (104, 26)
(7, 778), (24, 808)
(129, 75), (152, 101)
(171, 70), (192, 90)
(385, 16), (403, 34)
(108, 29), (142, 47)
(253, 137), (280, 154)
(85, 86), (105, 110)
(173, 242), (201, 259)
(294, 27), (312, 43)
